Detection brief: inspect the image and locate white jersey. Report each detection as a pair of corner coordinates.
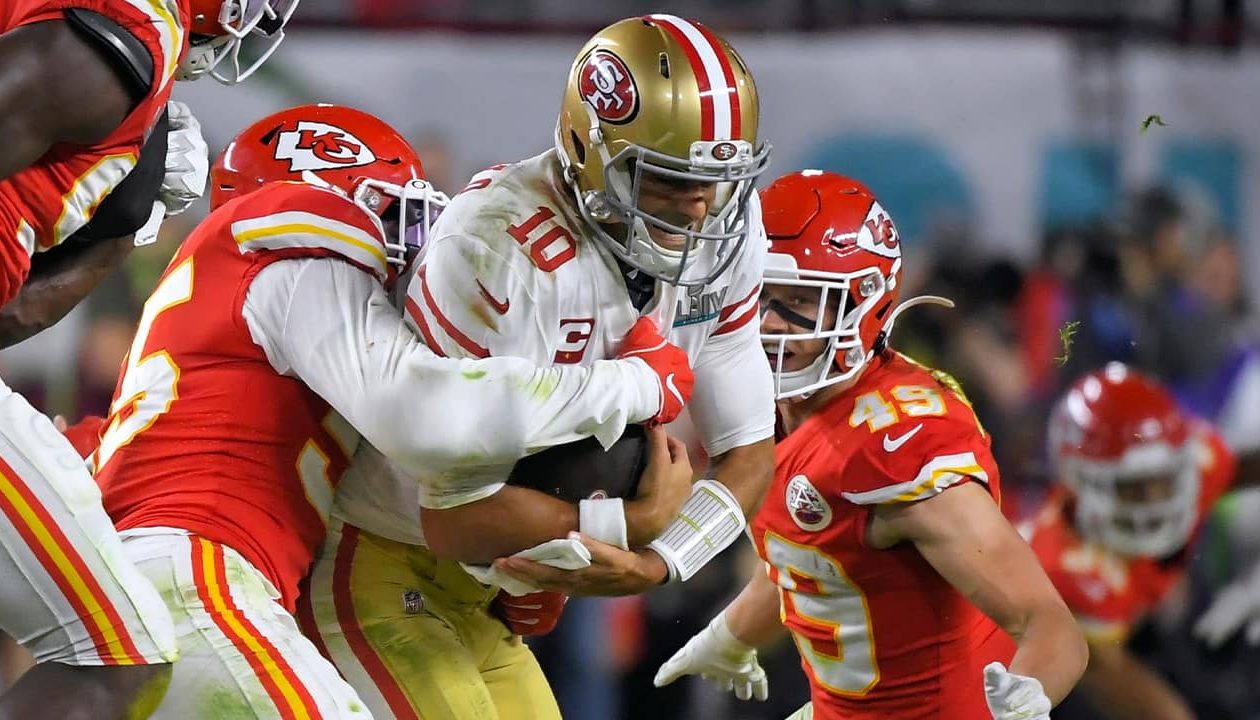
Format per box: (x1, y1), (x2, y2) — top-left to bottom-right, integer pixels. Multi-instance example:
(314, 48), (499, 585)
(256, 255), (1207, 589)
(334, 149), (775, 545)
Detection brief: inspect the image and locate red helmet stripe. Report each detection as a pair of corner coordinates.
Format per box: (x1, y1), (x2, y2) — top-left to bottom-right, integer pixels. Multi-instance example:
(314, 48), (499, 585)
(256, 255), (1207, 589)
(648, 14), (736, 141)
(693, 21), (742, 140)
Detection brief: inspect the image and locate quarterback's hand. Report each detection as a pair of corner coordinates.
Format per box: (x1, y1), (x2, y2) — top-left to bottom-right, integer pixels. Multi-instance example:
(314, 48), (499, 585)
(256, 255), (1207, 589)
(158, 101), (209, 217)
(624, 425), (693, 546)
(654, 611), (768, 701)
(53, 415), (105, 459)
(1193, 562), (1260, 648)
(492, 532), (668, 596)
(490, 589), (568, 636)
(617, 317), (693, 425)
(983, 662), (1051, 720)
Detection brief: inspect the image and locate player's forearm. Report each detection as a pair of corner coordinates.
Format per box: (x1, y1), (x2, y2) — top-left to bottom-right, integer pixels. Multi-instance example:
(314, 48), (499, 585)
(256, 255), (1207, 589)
(724, 568), (787, 648)
(0, 234), (133, 348)
(1078, 642), (1194, 720)
(710, 437), (776, 517)
(1006, 600), (1089, 705)
(419, 485), (579, 564)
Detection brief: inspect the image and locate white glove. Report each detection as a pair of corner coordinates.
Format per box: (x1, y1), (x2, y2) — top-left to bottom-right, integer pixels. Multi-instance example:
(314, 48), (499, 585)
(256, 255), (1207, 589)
(983, 662), (1051, 720)
(158, 100), (209, 217)
(1193, 562), (1260, 648)
(653, 611), (768, 701)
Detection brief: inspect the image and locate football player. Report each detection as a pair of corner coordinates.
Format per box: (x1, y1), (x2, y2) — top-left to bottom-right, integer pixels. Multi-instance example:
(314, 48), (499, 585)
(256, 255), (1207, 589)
(0, 1), (295, 716)
(654, 171), (1088, 720)
(1022, 363), (1237, 720)
(86, 103), (692, 719)
(300, 14), (776, 720)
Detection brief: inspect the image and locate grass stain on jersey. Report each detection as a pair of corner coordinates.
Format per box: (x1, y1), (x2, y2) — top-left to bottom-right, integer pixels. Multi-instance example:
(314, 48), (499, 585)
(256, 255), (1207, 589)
(462, 368), (487, 380)
(196, 686), (268, 720)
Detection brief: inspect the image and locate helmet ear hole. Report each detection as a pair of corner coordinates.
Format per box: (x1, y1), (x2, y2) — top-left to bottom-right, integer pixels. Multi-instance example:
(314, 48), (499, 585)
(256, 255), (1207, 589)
(570, 129), (586, 165)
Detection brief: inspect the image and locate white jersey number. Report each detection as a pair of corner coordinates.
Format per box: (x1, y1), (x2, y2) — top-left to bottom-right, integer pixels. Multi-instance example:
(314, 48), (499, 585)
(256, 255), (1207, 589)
(764, 532), (880, 696)
(96, 258), (195, 470)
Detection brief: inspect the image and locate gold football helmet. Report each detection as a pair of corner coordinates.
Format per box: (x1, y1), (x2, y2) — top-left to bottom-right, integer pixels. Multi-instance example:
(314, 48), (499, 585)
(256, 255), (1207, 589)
(555, 14), (771, 287)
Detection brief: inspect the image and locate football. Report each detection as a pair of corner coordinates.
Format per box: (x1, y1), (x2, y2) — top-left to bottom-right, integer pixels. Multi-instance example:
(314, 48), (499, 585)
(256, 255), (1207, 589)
(507, 425), (648, 502)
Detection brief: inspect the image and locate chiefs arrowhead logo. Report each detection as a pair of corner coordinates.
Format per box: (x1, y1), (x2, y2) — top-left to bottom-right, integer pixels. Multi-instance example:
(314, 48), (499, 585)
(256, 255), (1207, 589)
(785, 474), (832, 532)
(578, 50), (639, 124)
(274, 121), (376, 172)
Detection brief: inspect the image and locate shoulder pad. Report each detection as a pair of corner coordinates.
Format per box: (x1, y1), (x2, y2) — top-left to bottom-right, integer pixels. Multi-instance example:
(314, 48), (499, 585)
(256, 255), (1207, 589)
(228, 183), (389, 280)
(64, 7), (153, 107)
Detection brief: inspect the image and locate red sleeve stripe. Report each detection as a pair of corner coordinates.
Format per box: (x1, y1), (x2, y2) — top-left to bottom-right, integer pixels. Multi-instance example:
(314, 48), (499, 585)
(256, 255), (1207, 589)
(719, 284), (760, 322)
(404, 296), (447, 358)
(416, 267), (489, 358)
(713, 303), (759, 336)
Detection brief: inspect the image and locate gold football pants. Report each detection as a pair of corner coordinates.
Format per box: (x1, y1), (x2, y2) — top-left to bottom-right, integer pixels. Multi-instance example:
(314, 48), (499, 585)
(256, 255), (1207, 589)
(298, 517), (561, 720)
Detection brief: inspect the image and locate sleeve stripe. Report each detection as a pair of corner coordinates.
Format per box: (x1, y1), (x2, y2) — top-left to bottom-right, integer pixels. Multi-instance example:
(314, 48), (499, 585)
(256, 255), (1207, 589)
(415, 267), (489, 358)
(713, 303), (759, 336)
(231, 211), (388, 277)
(719, 283), (760, 322)
(123, 0), (186, 87)
(403, 296), (448, 358)
(842, 452), (988, 505)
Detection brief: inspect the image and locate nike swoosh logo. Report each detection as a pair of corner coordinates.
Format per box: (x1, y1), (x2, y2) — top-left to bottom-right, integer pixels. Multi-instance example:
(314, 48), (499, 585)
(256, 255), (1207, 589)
(664, 373), (685, 407)
(476, 280), (510, 315)
(882, 423), (924, 452)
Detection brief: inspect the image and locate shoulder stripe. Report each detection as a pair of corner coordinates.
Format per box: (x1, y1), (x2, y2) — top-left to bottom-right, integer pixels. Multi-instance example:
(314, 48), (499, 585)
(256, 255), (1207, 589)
(714, 283), (760, 336)
(842, 452), (987, 505)
(231, 211), (388, 278)
(121, 0), (186, 88)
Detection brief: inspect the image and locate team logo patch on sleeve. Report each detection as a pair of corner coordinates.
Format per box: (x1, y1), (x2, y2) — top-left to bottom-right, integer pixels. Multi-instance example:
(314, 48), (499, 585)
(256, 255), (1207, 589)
(786, 474), (832, 531)
(275, 121), (377, 171)
(579, 50), (639, 124)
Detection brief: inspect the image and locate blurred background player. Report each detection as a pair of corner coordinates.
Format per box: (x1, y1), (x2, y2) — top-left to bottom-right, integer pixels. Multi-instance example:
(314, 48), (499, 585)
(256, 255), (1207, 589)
(82, 103), (693, 719)
(300, 13), (775, 720)
(1027, 363), (1238, 720)
(654, 170), (1087, 720)
(0, 0), (297, 716)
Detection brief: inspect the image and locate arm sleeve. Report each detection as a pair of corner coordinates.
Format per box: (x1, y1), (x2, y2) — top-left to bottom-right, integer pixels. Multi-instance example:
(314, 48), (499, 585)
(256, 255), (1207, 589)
(688, 204), (775, 458)
(241, 257), (661, 506)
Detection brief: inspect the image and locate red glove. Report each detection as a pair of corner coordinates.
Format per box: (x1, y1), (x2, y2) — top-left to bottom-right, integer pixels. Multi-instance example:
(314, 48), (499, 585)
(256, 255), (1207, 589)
(617, 317), (693, 426)
(56, 415), (106, 459)
(491, 589), (568, 637)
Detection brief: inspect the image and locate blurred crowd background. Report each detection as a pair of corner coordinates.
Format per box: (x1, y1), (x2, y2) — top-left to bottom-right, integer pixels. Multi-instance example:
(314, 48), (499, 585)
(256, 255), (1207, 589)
(5, 0), (1260, 717)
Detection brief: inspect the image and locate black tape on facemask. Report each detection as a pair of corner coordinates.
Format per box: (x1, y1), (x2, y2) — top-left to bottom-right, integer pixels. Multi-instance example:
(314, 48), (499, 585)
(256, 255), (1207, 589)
(764, 298), (817, 330)
(63, 8), (154, 109)
(74, 107), (169, 242)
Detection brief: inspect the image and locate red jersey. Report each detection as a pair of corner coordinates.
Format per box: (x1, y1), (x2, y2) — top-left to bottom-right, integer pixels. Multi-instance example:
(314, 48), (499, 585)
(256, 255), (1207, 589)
(1026, 421), (1236, 643)
(751, 353), (1016, 720)
(93, 182), (390, 610)
(0, 0), (188, 305)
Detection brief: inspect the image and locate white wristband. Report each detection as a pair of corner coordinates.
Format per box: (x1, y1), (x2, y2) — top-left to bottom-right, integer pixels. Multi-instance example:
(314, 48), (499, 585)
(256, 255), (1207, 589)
(579, 497), (629, 550)
(648, 479), (746, 582)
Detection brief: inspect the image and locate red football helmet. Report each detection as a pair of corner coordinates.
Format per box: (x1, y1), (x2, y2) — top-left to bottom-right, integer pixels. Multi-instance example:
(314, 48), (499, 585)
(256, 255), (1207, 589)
(1048, 362), (1201, 557)
(180, 0), (301, 83)
(211, 103), (448, 273)
(759, 170), (947, 399)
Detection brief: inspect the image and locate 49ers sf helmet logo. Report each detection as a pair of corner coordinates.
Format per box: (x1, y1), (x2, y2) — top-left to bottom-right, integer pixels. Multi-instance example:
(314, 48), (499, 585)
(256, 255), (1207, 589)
(579, 50), (639, 124)
(274, 121), (377, 172)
